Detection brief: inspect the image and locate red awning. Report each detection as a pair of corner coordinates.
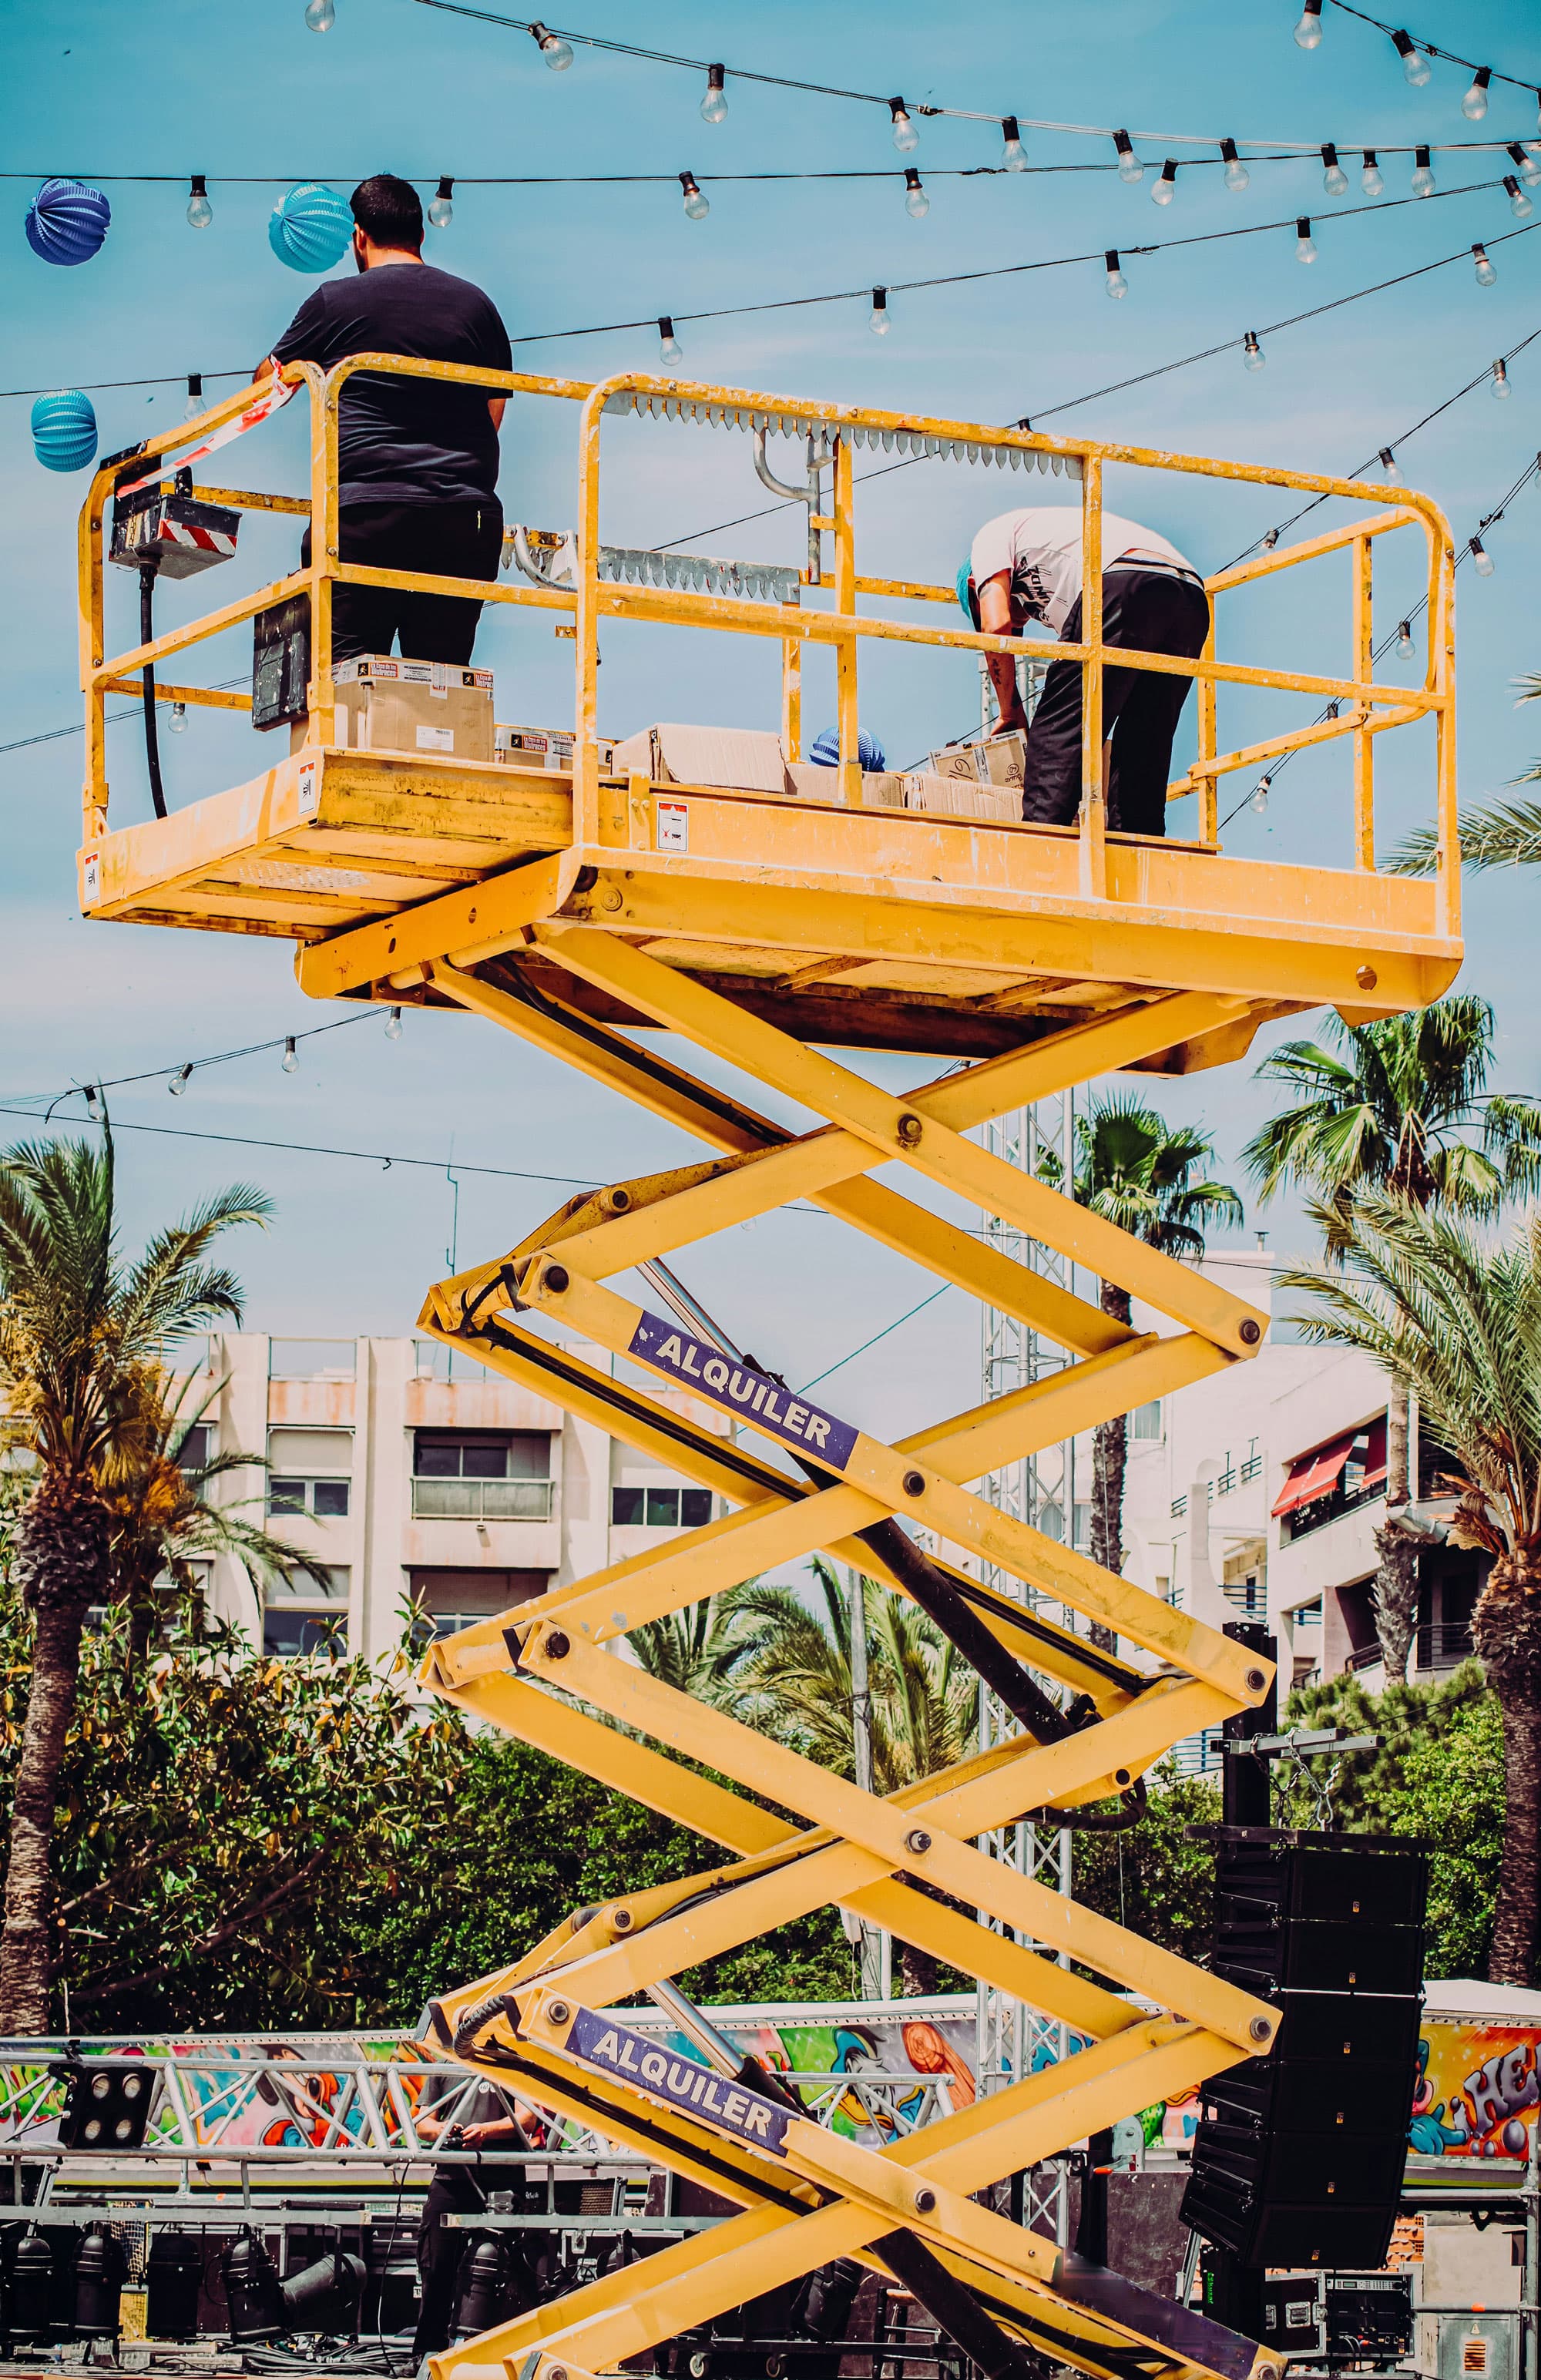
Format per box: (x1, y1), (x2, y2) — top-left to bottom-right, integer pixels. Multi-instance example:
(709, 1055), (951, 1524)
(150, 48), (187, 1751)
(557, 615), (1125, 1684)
(1272, 1432), (1357, 1519)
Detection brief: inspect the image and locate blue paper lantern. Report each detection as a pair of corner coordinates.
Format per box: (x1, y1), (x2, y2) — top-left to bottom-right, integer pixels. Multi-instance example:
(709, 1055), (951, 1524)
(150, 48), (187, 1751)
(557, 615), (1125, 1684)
(25, 178), (111, 267)
(268, 183), (353, 274)
(31, 390), (98, 474)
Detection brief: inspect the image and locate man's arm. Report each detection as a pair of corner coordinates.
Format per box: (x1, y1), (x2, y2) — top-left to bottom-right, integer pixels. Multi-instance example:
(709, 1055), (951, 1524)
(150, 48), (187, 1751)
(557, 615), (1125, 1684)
(977, 573), (1027, 733)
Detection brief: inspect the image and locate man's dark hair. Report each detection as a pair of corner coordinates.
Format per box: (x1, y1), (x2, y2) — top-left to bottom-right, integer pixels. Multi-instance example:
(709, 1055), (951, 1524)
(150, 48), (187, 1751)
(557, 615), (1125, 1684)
(351, 174), (424, 250)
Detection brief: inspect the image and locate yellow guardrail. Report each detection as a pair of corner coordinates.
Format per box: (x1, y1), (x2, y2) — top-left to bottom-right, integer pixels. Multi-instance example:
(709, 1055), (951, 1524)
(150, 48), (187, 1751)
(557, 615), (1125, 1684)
(77, 354), (1458, 935)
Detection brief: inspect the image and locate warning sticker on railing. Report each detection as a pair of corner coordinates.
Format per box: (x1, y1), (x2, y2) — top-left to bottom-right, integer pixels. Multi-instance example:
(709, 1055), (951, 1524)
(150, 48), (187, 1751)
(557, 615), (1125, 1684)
(118, 371), (296, 498)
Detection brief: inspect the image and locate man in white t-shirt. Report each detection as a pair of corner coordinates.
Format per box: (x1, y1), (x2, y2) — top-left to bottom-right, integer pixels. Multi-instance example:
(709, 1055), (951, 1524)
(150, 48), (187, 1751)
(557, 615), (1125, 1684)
(959, 506), (1210, 835)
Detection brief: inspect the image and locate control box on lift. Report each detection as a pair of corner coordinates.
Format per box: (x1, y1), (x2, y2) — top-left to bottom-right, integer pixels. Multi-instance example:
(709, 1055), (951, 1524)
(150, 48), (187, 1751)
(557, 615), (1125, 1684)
(109, 465), (240, 580)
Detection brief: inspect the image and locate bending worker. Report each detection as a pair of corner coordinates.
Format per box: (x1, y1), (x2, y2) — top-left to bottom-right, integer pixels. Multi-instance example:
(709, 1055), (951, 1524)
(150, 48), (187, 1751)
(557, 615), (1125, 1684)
(412, 2068), (534, 2359)
(959, 504), (1209, 837)
(256, 173), (511, 666)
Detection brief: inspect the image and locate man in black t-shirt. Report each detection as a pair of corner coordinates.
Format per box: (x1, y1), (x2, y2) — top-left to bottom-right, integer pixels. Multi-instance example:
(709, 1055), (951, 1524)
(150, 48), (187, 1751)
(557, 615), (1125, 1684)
(257, 173), (512, 666)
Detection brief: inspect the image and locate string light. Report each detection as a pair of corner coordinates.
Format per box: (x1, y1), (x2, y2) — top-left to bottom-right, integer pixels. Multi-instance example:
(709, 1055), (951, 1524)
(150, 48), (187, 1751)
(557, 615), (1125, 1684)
(167, 702), (187, 733)
(529, 20), (572, 68)
(1411, 146), (1435, 198)
(84, 1086), (104, 1123)
(1244, 329), (1265, 370)
(1294, 0), (1323, 47)
(1470, 533), (1495, 576)
(1251, 776), (1271, 814)
(870, 284), (889, 332)
(384, 1007), (405, 1041)
(1001, 116), (1026, 172)
(888, 98), (919, 155)
(903, 166), (928, 218)
(679, 170), (709, 220)
(1104, 247), (1128, 298)
(700, 63), (727, 124)
(181, 371), (203, 421)
(186, 173), (212, 230)
(1321, 143), (1348, 198)
(656, 314), (682, 364)
(1263, 527), (1281, 549)
(303, 0), (334, 29)
(168, 1065), (193, 1097)
(1221, 139), (1249, 193)
(428, 175), (454, 227)
(1492, 357), (1511, 398)
(281, 1036), (299, 1074)
(1462, 68), (1491, 123)
(1472, 240), (1496, 284)
(1397, 619), (1415, 655)
(1297, 215), (1318, 263)
(1509, 144), (1541, 190)
(1378, 445), (1402, 482)
(1361, 149), (1384, 197)
(1113, 130), (1143, 185)
(1392, 29), (1432, 87)
(1505, 174), (1534, 220)
(1152, 159), (1178, 205)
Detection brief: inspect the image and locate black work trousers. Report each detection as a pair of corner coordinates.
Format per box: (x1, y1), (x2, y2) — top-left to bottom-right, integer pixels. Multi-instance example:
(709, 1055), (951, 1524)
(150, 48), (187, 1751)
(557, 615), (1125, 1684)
(302, 498), (503, 668)
(411, 2166), (485, 2360)
(1019, 569), (1210, 838)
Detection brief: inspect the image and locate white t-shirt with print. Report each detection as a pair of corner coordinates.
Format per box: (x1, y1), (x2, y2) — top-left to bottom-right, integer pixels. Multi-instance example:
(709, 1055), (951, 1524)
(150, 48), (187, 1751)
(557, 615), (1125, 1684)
(969, 507), (1197, 636)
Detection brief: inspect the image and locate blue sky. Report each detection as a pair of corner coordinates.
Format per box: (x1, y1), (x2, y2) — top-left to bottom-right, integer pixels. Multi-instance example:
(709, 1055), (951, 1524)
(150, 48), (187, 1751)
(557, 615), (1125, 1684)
(2, 0), (1539, 1445)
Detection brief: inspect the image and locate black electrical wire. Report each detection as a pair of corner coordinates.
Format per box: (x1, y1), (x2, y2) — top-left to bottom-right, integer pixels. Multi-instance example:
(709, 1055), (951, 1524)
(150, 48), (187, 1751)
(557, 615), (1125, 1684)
(1323, 0), (1541, 99)
(137, 565), (166, 821)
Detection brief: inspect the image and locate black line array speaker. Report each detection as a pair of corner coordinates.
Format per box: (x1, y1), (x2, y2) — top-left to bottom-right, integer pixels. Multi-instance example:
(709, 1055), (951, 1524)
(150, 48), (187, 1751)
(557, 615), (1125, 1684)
(1180, 1828), (1427, 2270)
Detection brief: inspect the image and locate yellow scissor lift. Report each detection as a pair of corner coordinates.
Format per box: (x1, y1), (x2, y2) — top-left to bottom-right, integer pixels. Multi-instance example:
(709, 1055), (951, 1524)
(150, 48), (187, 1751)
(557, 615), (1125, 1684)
(76, 358), (1462, 2380)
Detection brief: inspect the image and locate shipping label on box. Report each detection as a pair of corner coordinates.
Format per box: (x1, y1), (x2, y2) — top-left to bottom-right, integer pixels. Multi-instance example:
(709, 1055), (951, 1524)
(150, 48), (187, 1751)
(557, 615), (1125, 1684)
(327, 655), (494, 761)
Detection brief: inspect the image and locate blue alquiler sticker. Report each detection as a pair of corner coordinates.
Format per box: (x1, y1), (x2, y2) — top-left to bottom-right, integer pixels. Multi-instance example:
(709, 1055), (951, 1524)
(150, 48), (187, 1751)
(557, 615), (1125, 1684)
(565, 2006), (793, 2156)
(628, 1314), (858, 1470)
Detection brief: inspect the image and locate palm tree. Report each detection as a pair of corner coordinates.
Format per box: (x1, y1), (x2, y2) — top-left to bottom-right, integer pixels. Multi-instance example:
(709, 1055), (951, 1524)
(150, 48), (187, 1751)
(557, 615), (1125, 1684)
(101, 1368), (331, 1666)
(1274, 1195), (1541, 1983)
(1243, 998), (1541, 1678)
(0, 1130), (270, 2029)
(626, 1587), (759, 1704)
(1391, 671), (1541, 875)
(1043, 1099), (1243, 1643)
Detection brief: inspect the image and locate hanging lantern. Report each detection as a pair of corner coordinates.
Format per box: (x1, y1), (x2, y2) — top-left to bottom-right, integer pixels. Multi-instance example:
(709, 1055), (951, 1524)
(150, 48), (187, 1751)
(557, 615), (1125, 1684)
(31, 389), (98, 473)
(268, 183), (353, 273)
(25, 177), (111, 266)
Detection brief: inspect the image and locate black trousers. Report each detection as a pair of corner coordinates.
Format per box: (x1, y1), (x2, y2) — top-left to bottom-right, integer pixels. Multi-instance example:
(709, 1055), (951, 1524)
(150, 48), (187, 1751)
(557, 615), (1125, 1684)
(301, 499), (503, 668)
(411, 2166), (485, 2359)
(1019, 569), (1210, 837)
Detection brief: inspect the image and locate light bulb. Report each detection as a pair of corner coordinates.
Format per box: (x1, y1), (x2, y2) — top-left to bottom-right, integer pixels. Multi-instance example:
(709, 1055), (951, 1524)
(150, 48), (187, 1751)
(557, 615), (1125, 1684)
(1397, 619), (1415, 656)
(657, 314), (682, 365)
(1361, 149), (1384, 198)
(1296, 216), (1317, 264)
(428, 176), (453, 228)
(282, 1036), (299, 1073)
(1294, 0), (1322, 46)
(1473, 242), (1497, 286)
(679, 170), (709, 220)
(1463, 68), (1491, 121)
(1243, 330), (1265, 371)
(1393, 29), (1432, 85)
(186, 173), (213, 230)
(904, 166), (929, 219)
(1510, 143), (1541, 189)
(1411, 146), (1435, 199)
(1321, 143), (1348, 198)
(1104, 248), (1127, 299)
(84, 1085), (104, 1123)
(1506, 175), (1534, 220)
(869, 285), (889, 334)
(1251, 777), (1271, 814)
(183, 373), (203, 421)
(304, 0), (334, 28)
(1221, 139), (1249, 193)
(1001, 115), (1026, 171)
(1263, 526), (1280, 549)
(700, 63), (727, 125)
(1151, 159), (1177, 204)
(529, 21), (572, 69)
(384, 1006), (404, 1041)
(1471, 535), (1495, 576)
(1492, 358), (1512, 398)
(889, 97), (919, 154)
(1378, 446), (1402, 484)
(167, 701), (187, 733)
(169, 1064), (192, 1096)
(1113, 129), (1143, 184)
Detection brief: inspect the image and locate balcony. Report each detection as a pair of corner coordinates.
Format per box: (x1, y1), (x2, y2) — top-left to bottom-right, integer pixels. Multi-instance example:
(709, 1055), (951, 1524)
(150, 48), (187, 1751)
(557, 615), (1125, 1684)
(1415, 1620), (1476, 1672)
(411, 1477), (555, 1522)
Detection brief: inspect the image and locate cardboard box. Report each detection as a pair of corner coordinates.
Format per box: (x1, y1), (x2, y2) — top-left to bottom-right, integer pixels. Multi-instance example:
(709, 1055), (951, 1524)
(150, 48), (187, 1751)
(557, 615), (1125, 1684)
(927, 730), (1027, 791)
(295, 655), (494, 761)
(612, 722), (789, 794)
(864, 770), (1019, 824)
(494, 726), (616, 771)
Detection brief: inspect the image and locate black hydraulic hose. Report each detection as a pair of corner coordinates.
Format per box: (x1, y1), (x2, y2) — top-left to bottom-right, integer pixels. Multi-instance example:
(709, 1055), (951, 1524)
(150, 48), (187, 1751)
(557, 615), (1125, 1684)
(139, 563), (166, 821)
(875, 2229), (1045, 2380)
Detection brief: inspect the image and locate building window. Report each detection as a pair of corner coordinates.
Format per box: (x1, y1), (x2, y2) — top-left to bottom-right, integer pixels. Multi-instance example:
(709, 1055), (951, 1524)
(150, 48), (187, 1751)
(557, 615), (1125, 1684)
(264, 1609), (347, 1657)
(407, 1568), (549, 1639)
(269, 1565), (349, 1604)
(1274, 1416), (1387, 1542)
(1131, 1401), (1163, 1441)
(411, 1432), (553, 1520)
(177, 1422), (213, 1475)
(267, 1428), (353, 1521)
(611, 1485), (714, 1529)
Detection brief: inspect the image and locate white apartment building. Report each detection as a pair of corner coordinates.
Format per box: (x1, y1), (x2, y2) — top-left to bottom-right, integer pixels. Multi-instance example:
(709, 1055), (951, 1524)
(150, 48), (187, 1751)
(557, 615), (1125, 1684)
(184, 1331), (728, 1659)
